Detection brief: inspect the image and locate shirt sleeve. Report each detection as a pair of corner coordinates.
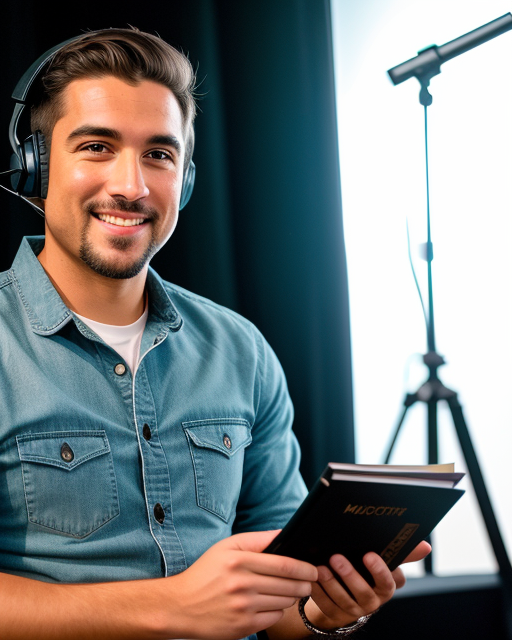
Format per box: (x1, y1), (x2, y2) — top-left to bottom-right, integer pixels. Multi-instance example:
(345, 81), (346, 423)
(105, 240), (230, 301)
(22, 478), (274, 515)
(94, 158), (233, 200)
(232, 327), (308, 534)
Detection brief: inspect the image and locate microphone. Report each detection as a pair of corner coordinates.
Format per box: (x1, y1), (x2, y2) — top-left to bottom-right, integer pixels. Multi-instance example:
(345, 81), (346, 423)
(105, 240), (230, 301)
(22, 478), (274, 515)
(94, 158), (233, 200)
(0, 168), (45, 218)
(388, 13), (512, 86)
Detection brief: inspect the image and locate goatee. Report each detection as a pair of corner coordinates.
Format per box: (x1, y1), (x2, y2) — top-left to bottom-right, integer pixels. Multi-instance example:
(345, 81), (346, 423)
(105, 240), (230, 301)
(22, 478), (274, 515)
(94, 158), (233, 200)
(79, 199), (159, 279)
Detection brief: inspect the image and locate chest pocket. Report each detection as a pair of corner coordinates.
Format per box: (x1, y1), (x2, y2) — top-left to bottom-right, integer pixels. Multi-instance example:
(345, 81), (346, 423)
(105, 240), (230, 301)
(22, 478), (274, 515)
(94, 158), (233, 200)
(183, 418), (252, 523)
(16, 430), (120, 539)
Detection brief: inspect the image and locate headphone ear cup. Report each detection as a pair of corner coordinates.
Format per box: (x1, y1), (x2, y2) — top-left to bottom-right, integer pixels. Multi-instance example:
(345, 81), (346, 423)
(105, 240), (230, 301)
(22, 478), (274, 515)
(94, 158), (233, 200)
(36, 131), (49, 199)
(179, 160), (195, 210)
(11, 131), (47, 198)
(9, 147), (24, 193)
(15, 133), (40, 198)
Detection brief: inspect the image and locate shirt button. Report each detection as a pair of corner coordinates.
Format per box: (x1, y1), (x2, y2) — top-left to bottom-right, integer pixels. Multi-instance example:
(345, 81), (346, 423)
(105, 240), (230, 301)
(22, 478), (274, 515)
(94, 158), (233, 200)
(143, 424), (152, 441)
(223, 434), (232, 450)
(60, 442), (74, 462)
(114, 363), (126, 376)
(154, 503), (165, 524)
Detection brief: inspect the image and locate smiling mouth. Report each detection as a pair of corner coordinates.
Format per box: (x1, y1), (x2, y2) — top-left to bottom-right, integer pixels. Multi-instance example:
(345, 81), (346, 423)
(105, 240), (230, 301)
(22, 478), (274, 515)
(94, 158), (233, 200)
(96, 213), (146, 227)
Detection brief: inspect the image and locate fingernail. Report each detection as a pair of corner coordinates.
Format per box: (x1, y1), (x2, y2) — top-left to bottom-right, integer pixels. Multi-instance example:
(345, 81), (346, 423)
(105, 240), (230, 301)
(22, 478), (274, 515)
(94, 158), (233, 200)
(330, 555), (349, 575)
(364, 552), (379, 570)
(318, 565), (333, 581)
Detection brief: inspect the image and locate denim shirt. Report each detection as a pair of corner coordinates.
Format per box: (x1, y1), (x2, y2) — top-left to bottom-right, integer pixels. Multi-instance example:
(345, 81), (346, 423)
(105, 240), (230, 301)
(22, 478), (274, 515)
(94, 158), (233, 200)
(0, 237), (307, 595)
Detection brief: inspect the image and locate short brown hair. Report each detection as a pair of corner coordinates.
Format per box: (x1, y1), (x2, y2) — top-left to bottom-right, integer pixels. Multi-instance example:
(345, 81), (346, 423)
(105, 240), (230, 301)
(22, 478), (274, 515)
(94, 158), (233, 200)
(30, 27), (197, 169)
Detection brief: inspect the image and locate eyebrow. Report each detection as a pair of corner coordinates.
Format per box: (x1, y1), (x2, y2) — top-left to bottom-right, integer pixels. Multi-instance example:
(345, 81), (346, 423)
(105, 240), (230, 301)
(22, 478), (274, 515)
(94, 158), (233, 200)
(67, 126), (121, 142)
(147, 134), (181, 155)
(66, 126), (182, 154)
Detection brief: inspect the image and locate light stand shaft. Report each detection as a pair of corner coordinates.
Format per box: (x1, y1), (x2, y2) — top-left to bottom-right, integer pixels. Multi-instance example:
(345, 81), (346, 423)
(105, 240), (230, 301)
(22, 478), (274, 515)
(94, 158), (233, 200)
(424, 105), (436, 354)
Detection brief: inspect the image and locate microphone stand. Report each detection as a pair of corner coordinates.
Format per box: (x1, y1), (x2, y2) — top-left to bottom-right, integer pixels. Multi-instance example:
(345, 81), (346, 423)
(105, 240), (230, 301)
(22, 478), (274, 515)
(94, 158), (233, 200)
(384, 15), (512, 638)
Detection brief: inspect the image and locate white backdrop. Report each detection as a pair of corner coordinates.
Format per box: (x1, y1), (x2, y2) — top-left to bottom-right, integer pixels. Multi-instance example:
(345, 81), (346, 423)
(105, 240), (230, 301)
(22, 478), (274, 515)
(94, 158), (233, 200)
(331, 0), (512, 576)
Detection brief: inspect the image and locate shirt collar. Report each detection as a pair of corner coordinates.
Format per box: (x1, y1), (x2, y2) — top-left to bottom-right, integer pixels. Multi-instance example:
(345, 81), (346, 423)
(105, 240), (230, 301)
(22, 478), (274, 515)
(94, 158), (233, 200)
(10, 236), (183, 335)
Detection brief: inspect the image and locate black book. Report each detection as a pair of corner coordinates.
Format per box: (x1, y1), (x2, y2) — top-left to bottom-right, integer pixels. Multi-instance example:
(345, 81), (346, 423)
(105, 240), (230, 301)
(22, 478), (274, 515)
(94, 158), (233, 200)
(264, 462), (465, 584)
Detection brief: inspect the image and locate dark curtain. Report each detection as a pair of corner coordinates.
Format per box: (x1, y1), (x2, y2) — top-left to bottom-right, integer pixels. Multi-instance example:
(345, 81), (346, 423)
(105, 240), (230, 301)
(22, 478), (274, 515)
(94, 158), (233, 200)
(0, 0), (354, 488)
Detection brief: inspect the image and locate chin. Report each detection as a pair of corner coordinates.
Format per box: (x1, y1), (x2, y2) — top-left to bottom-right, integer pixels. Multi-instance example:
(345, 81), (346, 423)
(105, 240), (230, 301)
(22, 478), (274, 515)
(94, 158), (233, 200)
(80, 241), (156, 280)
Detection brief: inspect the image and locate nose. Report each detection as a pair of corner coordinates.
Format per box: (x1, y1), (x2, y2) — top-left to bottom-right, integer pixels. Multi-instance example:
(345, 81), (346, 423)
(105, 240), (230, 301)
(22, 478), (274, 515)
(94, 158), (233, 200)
(105, 151), (150, 201)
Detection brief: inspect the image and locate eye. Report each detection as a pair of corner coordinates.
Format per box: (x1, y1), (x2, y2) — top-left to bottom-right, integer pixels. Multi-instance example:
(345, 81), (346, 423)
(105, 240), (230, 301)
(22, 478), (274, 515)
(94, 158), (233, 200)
(145, 149), (174, 162)
(80, 142), (111, 154)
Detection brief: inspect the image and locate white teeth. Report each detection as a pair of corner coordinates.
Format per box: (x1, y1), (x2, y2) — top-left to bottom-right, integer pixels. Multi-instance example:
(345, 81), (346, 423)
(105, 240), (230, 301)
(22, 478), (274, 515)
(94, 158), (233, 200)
(97, 214), (145, 227)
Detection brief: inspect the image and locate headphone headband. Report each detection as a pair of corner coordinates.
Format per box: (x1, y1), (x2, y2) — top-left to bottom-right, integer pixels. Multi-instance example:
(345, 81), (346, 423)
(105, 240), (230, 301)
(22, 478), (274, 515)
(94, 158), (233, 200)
(12, 36), (82, 103)
(10, 35), (86, 156)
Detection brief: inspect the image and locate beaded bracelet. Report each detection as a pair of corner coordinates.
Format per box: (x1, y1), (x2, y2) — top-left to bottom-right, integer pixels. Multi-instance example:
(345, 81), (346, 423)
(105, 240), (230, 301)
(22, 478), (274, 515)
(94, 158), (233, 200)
(297, 597), (375, 637)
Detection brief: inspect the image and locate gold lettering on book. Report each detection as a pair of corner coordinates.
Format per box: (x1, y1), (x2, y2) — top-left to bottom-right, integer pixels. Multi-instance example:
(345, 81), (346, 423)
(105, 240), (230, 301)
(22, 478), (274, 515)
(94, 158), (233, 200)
(380, 523), (420, 565)
(344, 504), (408, 516)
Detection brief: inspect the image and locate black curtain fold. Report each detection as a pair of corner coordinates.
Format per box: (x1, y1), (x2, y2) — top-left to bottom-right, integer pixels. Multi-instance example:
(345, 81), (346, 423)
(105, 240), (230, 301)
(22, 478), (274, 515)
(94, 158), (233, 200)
(1, 0), (354, 487)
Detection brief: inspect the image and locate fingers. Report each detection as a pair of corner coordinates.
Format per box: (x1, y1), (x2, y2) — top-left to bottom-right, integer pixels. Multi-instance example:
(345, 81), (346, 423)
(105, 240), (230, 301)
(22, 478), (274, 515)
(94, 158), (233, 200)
(391, 566), (407, 589)
(169, 532), (317, 639)
(206, 531), (316, 606)
(246, 553), (317, 584)
(391, 541), (430, 589)
(308, 553), (395, 628)
(362, 553), (396, 600)
(402, 541), (432, 563)
(332, 554), (392, 610)
(228, 530), (283, 553)
(243, 593), (301, 612)
(310, 565), (366, 622)
(224, 531), (318, 584)
(245, 572), (312, 601)
(305, 545), (431, 630)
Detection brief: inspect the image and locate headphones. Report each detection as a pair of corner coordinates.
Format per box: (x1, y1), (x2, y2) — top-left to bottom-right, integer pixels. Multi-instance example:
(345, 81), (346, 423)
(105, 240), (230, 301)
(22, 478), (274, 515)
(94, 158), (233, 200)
(8, 35), (195, 209)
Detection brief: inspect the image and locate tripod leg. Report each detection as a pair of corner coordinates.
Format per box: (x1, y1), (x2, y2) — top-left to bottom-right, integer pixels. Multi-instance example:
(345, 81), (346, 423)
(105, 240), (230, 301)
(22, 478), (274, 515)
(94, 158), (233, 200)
(385, 396), (436, 576)
(427, 398), (439, 465)
(447, 394), (512, 639)
(423, 398), (439, 575)
(384, 396), (416, 464)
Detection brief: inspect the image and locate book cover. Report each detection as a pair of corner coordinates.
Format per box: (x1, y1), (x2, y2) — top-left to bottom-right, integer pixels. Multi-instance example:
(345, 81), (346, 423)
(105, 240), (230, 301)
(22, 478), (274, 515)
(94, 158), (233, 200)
(264, 463), (464, 584)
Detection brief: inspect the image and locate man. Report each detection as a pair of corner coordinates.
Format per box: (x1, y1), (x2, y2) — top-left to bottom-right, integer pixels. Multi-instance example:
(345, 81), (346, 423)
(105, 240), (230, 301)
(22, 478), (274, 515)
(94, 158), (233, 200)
(0, 28), (429, 639)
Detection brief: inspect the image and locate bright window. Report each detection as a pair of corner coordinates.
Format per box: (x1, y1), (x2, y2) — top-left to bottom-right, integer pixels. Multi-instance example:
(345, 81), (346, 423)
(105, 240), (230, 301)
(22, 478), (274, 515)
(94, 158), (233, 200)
(331, 0), (512, 576)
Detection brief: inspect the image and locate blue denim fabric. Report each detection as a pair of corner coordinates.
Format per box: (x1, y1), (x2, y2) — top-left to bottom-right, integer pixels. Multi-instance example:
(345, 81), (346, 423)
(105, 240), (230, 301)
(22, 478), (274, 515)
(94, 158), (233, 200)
(0, 238), (307, 628)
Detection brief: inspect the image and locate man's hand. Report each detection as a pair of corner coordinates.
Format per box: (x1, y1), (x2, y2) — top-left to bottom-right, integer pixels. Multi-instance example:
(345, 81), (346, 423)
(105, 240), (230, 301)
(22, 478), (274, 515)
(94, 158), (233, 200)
(166, 530), (317, 640)
(304, 540), (432, 631)
(0, 535), (430, 640)
(0, 531), (315, 640)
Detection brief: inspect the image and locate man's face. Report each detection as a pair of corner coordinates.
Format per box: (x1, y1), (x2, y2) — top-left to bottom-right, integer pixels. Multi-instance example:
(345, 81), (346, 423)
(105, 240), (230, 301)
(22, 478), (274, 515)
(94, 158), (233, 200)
(43, 75), (185, 279)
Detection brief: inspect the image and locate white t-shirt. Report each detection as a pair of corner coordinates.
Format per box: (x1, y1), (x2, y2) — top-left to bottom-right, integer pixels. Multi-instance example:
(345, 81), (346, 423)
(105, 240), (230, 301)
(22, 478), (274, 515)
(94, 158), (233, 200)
(75, 306), (149, 373)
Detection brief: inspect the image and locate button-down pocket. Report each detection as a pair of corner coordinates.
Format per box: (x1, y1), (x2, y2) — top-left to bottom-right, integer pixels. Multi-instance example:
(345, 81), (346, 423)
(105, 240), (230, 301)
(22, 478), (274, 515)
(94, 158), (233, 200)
(183, 418), (252, 523)
(16, 430), (120, 538)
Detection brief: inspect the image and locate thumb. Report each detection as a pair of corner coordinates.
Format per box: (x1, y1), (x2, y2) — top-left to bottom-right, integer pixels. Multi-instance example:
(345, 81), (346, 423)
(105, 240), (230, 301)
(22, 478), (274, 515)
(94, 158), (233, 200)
(225, 530), (282, 553)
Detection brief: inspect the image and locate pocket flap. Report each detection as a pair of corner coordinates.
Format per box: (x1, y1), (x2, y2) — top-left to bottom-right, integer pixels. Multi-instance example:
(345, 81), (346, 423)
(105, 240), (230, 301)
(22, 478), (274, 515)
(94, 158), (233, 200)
(16, 431), (111, 471)
(182, 419), (252, 457)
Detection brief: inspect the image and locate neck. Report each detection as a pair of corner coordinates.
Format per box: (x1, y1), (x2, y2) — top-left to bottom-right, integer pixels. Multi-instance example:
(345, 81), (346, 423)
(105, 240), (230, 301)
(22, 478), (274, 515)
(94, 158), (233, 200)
(37, 245), (147, 326)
